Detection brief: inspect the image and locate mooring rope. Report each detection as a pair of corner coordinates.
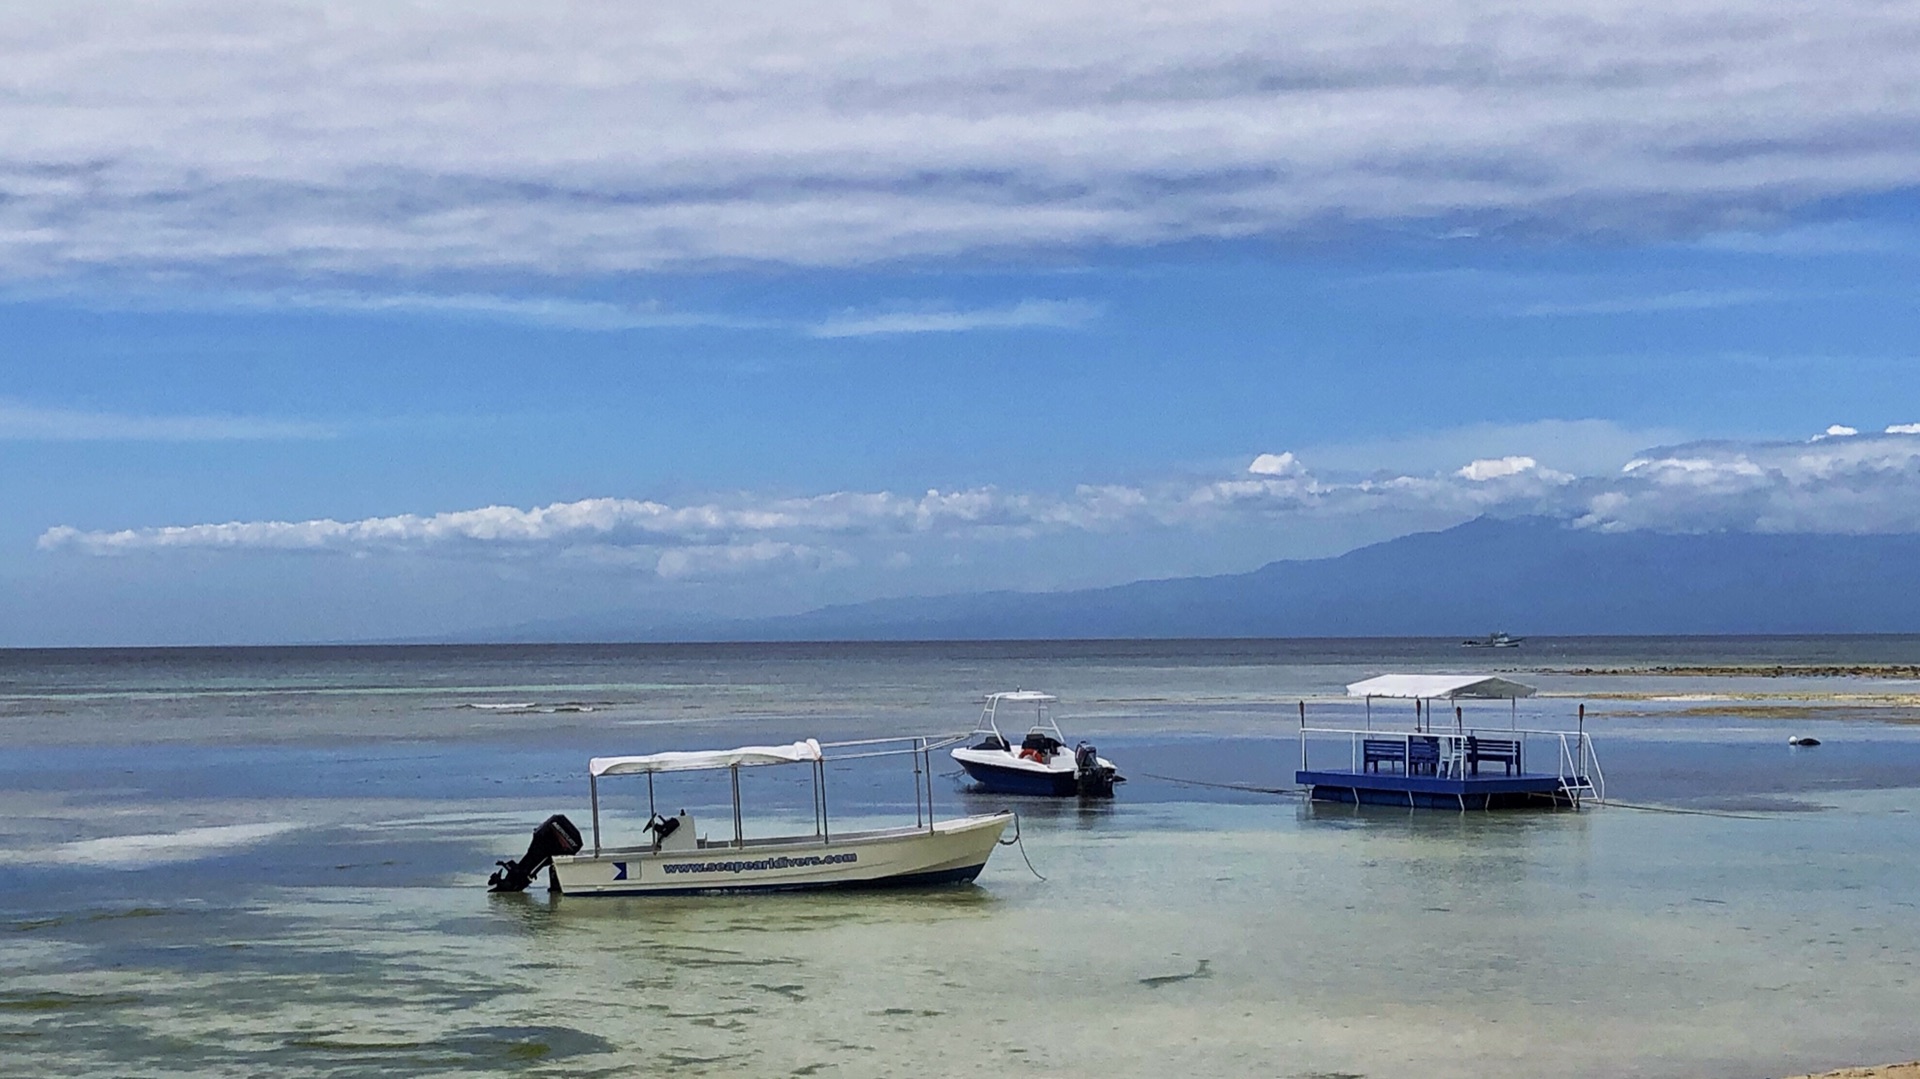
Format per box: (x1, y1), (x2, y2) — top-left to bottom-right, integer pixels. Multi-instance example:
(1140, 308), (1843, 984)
(1137, 771), (1303, 796)
(1597, 798), (1771, 820)
(996, 812), (1048, 882)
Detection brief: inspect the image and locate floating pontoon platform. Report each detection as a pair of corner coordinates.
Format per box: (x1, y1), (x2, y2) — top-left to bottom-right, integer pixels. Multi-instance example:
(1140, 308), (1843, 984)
(1295, 767), (1585, 809)
(1294, 674), (1604, 811)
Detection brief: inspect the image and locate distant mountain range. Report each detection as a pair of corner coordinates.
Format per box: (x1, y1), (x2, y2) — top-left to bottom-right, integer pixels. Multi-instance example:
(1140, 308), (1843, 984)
(477, 517), (1920, 641)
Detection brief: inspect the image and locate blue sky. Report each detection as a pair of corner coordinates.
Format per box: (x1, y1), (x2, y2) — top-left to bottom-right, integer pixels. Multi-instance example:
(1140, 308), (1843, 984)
(4, 2), (1919, 645)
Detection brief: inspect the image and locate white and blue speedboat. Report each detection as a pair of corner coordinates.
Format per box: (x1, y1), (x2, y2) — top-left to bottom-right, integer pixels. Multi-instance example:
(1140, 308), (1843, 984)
(950, 691), (1121, 798)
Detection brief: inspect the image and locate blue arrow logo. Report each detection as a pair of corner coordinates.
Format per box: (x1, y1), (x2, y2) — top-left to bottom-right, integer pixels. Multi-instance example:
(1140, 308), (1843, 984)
(612, 862), (628, 880)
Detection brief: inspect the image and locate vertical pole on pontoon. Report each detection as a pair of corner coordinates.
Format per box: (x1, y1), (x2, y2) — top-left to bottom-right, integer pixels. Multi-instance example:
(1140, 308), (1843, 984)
(730, 764), (743, 849)
(589, 771), (601, 857)
(821, 760), (831, 844)
(1298, 700), (1307, 773)
(1456, 705), (1465, 779)
(812, 760), (823, 839)
(1579, 703), (1588, 782)
(924, 743), (935, 833)
(646, 772), (656, 818)
(914, 737), (925, 829)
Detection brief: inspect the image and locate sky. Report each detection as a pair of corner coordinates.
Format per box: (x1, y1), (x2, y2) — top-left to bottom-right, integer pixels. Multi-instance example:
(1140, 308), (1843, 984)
(3, 1), (1920, 645)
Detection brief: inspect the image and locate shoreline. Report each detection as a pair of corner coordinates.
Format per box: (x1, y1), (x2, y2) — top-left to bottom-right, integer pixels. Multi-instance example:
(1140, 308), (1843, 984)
(1786, 1065), (1920, 1079)
(1548, 665), (1920, 679)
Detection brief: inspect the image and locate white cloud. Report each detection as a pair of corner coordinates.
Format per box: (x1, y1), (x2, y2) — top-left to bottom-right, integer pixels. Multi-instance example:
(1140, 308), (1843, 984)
(1297, 418), (1688, 477)
(1820, 424), (1860, 438)
(1511, 289), (1792, 317)
(0, 399), (332, 441)
(1248, 452), (1303, 476)
(1887, 423), (1920, 435)
(1, 1), (1917, 277)
(809, 300), (1099, 338)
(1580, 433), (1920, 533)
(40, 431), (1920, 573)
(210, 289), (765, 332)
(1456, 456), (1538, 481)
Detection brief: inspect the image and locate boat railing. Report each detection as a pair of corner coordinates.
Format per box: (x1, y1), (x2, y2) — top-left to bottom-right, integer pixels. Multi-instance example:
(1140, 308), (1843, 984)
(587, 732), (971, 856)
(1297, 723), (1605, 804)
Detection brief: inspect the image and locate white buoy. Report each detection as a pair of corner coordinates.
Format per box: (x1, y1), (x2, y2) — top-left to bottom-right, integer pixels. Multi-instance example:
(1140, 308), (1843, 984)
(1788, 735), (1821, 747)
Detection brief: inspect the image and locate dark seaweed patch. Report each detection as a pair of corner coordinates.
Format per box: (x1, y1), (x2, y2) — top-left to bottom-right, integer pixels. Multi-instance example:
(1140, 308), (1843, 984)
(0, 991), (142, 1012)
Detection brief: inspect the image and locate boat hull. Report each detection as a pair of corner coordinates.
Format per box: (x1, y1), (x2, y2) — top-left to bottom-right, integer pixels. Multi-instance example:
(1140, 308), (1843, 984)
(548, 812), (1012, 897)
(954, 755), (1080, 796)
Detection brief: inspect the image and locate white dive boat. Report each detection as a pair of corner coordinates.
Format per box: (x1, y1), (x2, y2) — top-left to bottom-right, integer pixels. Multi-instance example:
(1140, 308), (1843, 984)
(949, 691), (1120, 798)
(1463, 632), (1524, 648)
(487, 736), (1013, 897)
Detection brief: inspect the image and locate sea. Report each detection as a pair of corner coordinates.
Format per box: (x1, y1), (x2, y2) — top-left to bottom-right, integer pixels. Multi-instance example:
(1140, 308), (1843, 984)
(3, 637), (1918, 1079)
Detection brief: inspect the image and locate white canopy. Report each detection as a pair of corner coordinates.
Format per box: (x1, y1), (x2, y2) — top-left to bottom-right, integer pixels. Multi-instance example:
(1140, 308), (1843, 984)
(590, 739), (824, 778)
(987, 691), (1056, 703)
(1345, 674), (1536, 700)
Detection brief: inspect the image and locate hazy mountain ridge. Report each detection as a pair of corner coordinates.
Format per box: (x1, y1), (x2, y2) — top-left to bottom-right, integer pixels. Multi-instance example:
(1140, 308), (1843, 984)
(477, 517), (1920, 641)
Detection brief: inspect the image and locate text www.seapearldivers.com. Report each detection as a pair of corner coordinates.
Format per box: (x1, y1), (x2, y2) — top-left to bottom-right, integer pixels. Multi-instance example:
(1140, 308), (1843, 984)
(662, 852), (859, 875)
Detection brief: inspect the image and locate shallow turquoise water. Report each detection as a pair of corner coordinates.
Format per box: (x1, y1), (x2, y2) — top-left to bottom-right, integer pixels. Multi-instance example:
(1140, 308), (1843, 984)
(3, 640), (1918, 1077)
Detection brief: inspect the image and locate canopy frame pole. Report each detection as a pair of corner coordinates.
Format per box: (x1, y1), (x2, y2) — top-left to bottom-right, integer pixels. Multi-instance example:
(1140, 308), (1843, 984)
(914, 737), (925, 829)
(811, 760), (823, 839)
(589, 772), (601, 857)
(730, 764), (743, 849)
(821, 761), (832, 844)
(647, 772), (656, 819)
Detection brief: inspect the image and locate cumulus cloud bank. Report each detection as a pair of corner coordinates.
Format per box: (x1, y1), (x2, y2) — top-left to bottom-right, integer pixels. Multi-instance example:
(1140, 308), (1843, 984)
(3, 1), (1918, 278)
(48, 428), (1920, 576)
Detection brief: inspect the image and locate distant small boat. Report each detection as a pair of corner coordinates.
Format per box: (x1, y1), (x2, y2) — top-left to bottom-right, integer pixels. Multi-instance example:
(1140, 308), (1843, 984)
(1463, 632), (1524, 648)
(951, 691), (1121, 797)
(1788, 735), (1821, 747)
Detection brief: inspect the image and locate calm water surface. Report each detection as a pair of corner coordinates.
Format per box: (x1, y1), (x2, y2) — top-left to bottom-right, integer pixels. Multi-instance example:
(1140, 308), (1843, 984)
(3, 640), (1918, 1077)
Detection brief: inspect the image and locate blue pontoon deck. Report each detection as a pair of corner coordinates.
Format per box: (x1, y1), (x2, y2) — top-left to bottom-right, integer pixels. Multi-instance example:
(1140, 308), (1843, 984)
(1295, 674), (1604, 810)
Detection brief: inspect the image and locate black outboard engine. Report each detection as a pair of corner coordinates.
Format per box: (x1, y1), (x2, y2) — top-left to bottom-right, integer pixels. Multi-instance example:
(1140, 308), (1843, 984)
(487, 814), (583, 893)
(1073, 741), (1116, 798)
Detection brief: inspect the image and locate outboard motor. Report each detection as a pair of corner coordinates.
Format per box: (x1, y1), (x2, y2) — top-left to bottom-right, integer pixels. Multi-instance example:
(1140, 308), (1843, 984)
(487, 814), (583, 893)
(1073, 741), (1116, 798)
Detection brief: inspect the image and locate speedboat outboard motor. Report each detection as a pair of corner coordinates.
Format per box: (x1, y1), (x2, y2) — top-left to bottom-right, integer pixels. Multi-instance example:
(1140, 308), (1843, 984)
(487, 814), (583, 893)
(1074, 741), (1117, 797)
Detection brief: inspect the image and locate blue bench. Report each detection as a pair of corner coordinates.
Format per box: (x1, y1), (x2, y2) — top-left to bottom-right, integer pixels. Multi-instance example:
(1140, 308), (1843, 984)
(1363, 737), (1443, 775)
(1362, 739), (1406, 772)
(1466, 736), (1521, 775)
(1407, 737), (1440, 776)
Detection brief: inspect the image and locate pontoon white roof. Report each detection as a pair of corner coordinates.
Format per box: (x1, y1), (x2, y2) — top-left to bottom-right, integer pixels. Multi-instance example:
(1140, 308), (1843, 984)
(987, 691), (1056, 702)
(590, 739), (823, 777)
(1345, 674), (1536, 700)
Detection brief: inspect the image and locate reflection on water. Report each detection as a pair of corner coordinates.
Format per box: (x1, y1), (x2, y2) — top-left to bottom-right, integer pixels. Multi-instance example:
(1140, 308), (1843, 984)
(3, 642), (1920, 1077)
